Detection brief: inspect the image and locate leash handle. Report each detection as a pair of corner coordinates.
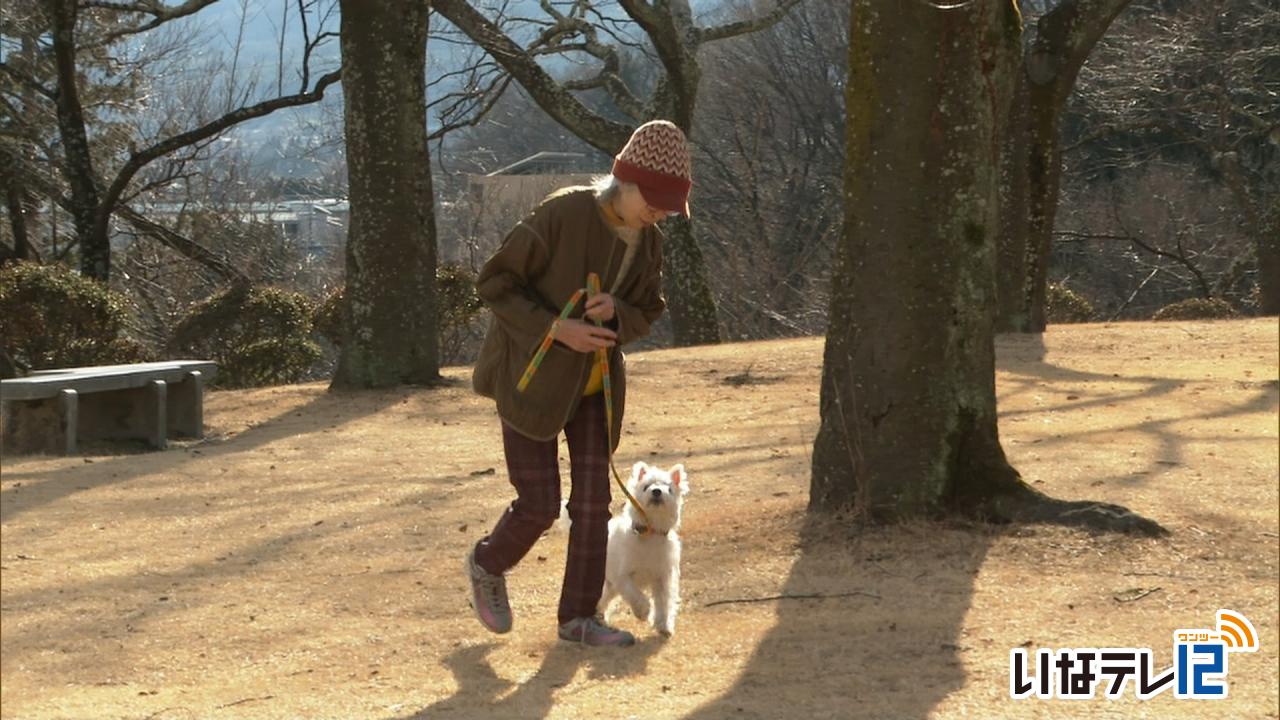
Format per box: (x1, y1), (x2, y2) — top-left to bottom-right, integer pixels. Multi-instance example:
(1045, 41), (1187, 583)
(516, 287), (587, 392)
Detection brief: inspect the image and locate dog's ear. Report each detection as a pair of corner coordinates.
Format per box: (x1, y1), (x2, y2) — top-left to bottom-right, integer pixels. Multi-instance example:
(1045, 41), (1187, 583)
(670, 464), (688, 493)
(631, 461), (648, 486)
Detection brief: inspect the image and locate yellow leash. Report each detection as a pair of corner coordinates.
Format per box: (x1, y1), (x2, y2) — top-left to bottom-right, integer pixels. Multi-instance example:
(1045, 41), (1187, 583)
(517, 273), (653, 533)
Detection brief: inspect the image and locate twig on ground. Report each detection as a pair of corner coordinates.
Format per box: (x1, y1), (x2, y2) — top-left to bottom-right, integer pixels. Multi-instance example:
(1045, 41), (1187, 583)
(1123, 571), (1197, 581)
(216, 696), (275, 709)
(705, 591), (881, 608)
(1113, 587), (1162, 603)
(142, 708), (193, 720)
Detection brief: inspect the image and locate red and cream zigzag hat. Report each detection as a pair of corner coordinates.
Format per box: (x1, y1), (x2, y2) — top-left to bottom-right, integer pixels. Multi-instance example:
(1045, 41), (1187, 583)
(612, 120), (693, 217)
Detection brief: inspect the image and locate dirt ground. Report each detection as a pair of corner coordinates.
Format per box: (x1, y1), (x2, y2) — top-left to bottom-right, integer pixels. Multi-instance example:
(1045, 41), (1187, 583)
(2, 318), (1277, 720)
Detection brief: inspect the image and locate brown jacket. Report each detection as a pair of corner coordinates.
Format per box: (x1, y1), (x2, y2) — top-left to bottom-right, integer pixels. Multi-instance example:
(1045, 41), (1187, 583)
(472, 187), (666, 448)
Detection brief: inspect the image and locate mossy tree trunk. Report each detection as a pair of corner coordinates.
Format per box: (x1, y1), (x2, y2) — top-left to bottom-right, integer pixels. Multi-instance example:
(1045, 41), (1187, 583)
(811, 0), (1024, 517)
(331, 0), (440, 388)
(810, 0), (1163, 537)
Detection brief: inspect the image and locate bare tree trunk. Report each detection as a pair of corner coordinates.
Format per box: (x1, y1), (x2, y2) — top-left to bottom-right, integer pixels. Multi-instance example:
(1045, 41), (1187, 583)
(649, 85), (721, 345)
(649, 79), (720, 345)
(996, 75), (1033, 333)
(0, 140), (247, 282)
(1022, 76), (1067, 332)
(1220, 155), (1280, 315)
(812, 0), (1023, 515)
(331, 0), (440, 388)
(995, 0), (1134, 332)
(662, 217), (721, 345)
(5, 185), (33, 261)
(46, 0), (107, 280)
(1256, 219), (1280, 315)
(810, 0), (1162, 536)
(4, 28), (39, 265)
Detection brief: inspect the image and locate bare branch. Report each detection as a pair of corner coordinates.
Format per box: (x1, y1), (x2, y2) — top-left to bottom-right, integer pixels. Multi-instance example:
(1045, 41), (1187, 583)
(90, 0), (222, 42)
(0, 141), (245, 282)
(697, 0), (806, 43)
(429, 60), (509, 131)
(295, 0), (341, 93)
(0, 62), (57, 101)
(432, 0), (632, 153)
(428, 76), (515, 141)
(95, 69), (342, 237)
(115, 205), (249, 284)
(526, 20), (646, 120)
(1052, 230), (1137, 242)
(615, 0), (684, 81)
(615, 0), (663, 29)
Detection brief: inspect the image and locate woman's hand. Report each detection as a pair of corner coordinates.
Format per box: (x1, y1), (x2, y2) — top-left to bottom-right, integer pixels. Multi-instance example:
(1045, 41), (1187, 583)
(585, 292), (616, 322)
(555, 318), (617, 352)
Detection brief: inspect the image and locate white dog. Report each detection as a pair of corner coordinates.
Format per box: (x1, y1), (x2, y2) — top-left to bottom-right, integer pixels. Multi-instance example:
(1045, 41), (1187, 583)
(599, 461), (689, 637)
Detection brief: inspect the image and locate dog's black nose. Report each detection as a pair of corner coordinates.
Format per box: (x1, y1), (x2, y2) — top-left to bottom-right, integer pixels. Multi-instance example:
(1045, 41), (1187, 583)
(650, 488), (663, 499)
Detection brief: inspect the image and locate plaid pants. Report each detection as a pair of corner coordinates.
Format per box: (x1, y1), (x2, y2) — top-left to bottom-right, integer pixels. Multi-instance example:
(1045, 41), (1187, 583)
(473, 393), (612, 625)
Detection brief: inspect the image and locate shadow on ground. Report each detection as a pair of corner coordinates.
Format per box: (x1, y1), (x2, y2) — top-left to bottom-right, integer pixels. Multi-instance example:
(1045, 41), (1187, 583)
(681, 516), (993, 720)
(393, 638), (664, 719)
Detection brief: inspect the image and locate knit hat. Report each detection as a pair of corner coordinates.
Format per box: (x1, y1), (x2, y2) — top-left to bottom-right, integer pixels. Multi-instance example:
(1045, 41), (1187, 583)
(611, 120), (693, 217)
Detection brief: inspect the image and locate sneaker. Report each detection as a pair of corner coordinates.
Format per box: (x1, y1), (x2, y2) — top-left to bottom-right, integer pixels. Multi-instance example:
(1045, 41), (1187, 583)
(558, 615), (636, 647)
(466, 549), (512, 634)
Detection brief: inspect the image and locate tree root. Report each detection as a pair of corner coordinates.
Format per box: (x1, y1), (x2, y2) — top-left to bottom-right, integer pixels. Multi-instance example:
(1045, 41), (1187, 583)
(967, 483), (1170, 537)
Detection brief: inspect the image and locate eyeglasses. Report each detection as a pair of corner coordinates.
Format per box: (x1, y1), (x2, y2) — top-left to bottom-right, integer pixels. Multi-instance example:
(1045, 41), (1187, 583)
(644, 204), (680, 219)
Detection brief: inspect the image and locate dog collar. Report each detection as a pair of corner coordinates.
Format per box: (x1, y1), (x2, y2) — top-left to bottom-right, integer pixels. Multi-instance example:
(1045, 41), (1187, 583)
(633, 524), (667, 537)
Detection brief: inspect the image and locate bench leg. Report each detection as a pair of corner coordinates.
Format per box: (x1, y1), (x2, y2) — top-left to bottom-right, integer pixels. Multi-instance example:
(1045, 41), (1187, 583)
(167, 370), (204, 439)
(0, 392), (78, 456)
(147, 380), (167, 450)
(1, 401), (14, 454)
(61, 389), (79, 455)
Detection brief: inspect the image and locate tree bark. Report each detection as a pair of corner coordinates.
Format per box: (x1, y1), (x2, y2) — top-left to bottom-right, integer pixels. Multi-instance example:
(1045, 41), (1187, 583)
(661, 217), (722, 345)
(812, 0), (1023, 515)
(995, 0), (1134, 332)
(810, 0), (1163, 537)
(331, 0), (440, 388)
(1021, 70), (1067, 332)
(995, 74), (1033, 333)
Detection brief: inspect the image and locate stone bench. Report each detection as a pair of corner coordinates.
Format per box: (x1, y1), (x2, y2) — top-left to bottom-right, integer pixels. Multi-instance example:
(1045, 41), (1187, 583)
(1, 360), (217, 455)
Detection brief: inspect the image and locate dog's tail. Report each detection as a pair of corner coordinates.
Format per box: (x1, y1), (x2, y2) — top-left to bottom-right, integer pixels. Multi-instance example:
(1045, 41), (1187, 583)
(555, 500), (571, 532)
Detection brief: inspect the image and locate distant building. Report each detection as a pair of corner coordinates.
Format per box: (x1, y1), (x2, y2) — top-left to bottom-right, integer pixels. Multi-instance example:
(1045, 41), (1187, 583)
(239, 199), (349, 258)
(468, 151), (605, 213)
(119, 199), (350, 259)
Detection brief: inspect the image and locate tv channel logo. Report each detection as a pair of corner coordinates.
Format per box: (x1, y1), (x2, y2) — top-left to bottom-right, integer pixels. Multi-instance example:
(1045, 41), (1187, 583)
(1010, 609), (1259, 701)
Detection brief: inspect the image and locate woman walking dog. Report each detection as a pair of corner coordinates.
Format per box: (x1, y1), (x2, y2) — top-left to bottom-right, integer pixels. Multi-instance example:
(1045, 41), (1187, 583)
(466, 120), (694, 647)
